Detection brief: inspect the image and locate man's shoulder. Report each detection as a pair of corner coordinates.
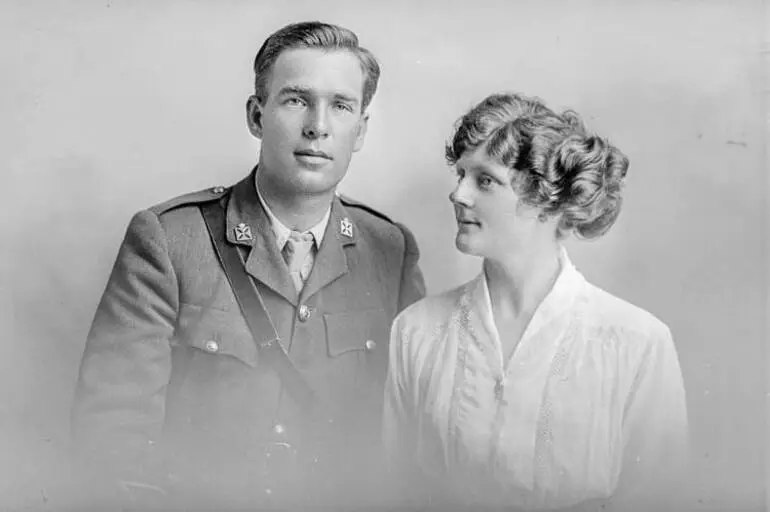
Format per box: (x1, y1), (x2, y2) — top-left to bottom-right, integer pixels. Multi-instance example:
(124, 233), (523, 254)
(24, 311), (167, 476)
(147, 185), (229, 217)
(337, 194), (397, 227)
(337, 193), (415, 242)
(336, 194), (421, 259)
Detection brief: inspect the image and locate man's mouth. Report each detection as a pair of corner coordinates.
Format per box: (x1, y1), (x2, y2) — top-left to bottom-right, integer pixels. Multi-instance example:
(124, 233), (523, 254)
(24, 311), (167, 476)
(294, 149), (332, 160)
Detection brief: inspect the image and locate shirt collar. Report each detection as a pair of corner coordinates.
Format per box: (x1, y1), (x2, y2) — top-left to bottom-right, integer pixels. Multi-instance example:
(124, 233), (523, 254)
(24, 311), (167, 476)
(255, 172), (331, 250)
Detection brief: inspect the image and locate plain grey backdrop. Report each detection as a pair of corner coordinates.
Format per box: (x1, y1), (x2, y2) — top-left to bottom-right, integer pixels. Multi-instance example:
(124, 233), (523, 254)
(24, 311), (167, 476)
(1, 0), (767, 510)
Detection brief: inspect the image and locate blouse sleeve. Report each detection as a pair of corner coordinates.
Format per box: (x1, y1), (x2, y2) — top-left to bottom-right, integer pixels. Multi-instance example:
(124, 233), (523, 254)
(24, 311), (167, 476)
(612, 325), (689, 508)
(382, 310), (429, 506)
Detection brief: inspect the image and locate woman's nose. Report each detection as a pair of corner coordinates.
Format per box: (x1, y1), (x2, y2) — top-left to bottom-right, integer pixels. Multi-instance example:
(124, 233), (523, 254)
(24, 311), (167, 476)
(450, 180), (472, 207)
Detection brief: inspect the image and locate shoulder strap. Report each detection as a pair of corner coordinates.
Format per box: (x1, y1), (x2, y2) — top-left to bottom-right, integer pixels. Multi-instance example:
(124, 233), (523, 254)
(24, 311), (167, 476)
(199, 201), (319, 412)
(337, 193), (394, 224)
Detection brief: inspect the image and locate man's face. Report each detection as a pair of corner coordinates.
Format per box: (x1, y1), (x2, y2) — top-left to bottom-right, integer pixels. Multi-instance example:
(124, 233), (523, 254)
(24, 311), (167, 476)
(248, 48), (369, 197)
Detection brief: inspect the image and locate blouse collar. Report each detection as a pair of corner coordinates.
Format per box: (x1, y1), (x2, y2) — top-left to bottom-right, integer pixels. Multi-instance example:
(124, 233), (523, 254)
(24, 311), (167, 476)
(472, 247), (586, 343)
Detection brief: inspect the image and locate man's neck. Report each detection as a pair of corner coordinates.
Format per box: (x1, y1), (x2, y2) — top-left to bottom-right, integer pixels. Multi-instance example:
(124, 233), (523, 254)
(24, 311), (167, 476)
(255, 171), (334, 232)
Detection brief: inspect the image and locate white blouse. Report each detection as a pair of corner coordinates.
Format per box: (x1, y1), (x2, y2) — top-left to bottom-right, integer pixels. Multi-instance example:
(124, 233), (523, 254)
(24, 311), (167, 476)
(383, 252), (688, 510)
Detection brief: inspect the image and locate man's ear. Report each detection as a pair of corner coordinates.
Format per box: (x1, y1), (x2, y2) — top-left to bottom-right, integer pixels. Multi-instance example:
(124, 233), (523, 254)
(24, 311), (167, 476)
(353, 112), (370, 153)
(246, 95), (263, 139)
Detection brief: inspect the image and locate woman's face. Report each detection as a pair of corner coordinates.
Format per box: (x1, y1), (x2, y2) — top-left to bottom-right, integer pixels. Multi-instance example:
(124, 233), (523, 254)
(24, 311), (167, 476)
(450, 146), (547, 260)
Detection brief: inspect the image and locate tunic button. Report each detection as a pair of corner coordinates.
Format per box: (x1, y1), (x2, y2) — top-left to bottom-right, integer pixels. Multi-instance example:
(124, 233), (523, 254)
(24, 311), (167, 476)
(273, 423), (286, 436)
(365, 339), (376, 351)
(204, 340), (219, 353)
(297, 304), (310, 322)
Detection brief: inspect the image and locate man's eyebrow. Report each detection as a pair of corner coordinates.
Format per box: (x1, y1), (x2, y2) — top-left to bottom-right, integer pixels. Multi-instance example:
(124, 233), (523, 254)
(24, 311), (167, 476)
(332, 92), (359, 105)
(276, 85), (312, 97)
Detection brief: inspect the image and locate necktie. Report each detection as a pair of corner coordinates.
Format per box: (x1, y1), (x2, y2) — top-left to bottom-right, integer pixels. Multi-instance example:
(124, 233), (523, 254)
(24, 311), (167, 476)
(282, 231), (315, 293)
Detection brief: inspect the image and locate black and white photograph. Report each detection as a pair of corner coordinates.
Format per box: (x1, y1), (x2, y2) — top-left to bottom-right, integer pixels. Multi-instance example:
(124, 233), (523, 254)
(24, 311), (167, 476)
(1, 1), (766, 510)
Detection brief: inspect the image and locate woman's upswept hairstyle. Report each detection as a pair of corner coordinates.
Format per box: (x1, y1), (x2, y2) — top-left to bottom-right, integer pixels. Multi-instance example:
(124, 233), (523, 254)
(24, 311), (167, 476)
(446, 93), (630, 240)
(253, 21), (381, 112)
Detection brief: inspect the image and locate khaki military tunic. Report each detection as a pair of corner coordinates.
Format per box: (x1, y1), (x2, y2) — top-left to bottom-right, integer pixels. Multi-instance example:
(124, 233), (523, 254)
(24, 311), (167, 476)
(70, 168), (426, 509)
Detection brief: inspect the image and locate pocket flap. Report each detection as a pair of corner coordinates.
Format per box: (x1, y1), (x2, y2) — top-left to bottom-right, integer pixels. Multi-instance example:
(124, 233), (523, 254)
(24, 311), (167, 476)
(323, 308), (389, 357)
(176, 303), (258, 367)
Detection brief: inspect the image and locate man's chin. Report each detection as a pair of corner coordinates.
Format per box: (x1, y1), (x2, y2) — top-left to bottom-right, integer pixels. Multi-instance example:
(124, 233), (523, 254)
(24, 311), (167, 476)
(455, 235), (480, 257)
(259, 161), (346, 199)
(291, 172), (342, 196)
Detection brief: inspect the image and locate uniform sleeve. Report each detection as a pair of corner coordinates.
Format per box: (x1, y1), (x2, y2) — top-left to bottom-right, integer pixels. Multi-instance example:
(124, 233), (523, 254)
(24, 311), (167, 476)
(70, 209), (178, 483)
(395, 222), (426, 313)
(611, 326), (689, 509)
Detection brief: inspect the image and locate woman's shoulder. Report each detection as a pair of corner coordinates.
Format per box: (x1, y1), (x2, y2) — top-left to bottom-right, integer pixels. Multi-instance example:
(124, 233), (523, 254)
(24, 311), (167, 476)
(388, 283), (469, 368)
(578, 281), (672, 344)
(395, 280), (472, 329)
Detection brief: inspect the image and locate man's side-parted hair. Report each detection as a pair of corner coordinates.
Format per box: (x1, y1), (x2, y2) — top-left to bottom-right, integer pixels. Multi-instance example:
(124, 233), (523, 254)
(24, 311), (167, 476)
(253, 21), (381, 112)
(446, 93), (630, 240)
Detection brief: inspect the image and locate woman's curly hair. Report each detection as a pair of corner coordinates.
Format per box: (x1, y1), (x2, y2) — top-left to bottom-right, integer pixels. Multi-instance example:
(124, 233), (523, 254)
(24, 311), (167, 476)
(446, 93), (629, 239)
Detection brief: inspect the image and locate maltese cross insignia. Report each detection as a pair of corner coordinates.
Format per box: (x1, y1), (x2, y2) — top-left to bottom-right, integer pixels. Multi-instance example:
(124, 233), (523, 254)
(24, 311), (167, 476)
(340, 218), (353, 237)
(234, 222), (252, 242)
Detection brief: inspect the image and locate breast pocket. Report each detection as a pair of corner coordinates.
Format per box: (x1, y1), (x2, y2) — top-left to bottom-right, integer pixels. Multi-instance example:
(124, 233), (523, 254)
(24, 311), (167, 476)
(167, 304), (276, 450)
(176, 303), (258, 366)
(323, 308), (390, 390)
(170, 303), (264, 415)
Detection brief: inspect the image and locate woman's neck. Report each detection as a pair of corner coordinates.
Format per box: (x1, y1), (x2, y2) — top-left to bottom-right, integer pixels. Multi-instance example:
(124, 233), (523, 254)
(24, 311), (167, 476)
(484, 243), (562, 319)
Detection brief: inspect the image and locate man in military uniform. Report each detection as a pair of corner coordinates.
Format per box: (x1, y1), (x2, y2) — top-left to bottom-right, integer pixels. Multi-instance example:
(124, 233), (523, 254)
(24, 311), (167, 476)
(70, 21), (425, 509)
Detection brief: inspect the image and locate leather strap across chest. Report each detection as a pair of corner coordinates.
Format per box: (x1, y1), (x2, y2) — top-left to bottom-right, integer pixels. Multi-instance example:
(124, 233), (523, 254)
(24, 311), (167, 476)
(199, 200), (320, 416)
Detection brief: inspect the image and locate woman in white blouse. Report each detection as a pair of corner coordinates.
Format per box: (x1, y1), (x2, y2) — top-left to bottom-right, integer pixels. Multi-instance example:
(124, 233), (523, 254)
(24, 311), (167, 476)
(383, 93), (688, 511)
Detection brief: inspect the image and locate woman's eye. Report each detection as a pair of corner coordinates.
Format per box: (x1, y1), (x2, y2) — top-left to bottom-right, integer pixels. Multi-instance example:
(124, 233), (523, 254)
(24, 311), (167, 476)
(478, 175), (494, 189)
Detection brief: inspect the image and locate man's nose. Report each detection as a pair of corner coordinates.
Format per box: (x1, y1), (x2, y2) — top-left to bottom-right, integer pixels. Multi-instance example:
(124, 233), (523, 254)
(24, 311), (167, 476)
(302, 106), (329, 139)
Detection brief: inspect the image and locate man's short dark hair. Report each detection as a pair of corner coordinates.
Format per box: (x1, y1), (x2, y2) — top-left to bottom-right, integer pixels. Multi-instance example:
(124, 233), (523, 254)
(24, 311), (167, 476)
(253, 21), (381, 112)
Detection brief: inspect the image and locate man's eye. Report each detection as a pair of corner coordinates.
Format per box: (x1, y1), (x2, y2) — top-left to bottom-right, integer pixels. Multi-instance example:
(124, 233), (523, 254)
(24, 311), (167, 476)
(285, 97), (305, 106)
(334, 102), (353, 112)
